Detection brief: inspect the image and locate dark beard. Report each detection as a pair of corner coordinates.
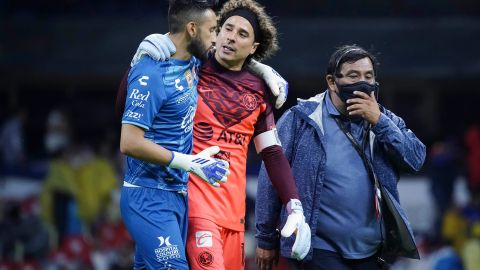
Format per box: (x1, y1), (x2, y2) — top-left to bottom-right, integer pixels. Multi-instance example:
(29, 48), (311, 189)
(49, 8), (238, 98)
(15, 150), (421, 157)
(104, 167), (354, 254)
(187, 36), (209, 61)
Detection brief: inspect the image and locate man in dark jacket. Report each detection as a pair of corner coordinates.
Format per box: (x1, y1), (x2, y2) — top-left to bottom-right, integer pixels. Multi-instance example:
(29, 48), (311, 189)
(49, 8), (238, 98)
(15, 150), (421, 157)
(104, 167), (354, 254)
(255, 45), (426, 270)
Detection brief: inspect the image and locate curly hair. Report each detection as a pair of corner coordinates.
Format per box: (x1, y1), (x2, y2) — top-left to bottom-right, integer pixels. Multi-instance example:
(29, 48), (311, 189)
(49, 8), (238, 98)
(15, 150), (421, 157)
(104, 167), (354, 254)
(218, 0), (279, 61)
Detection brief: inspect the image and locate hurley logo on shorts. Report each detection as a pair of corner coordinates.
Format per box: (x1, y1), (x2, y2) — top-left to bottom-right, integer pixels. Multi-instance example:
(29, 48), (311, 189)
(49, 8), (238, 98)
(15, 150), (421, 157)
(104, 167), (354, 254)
(158, 236), (172, 247)
(195, 231), (213, 247)
(154, 236), (180, 262)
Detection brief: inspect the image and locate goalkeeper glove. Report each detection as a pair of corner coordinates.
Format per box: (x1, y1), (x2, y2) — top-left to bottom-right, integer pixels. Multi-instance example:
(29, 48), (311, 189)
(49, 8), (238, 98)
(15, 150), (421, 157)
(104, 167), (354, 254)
(248, 59), (289, 109)
(281, 199), (311, 260)
(131, 34), (176, 66)
(168, 146), (229, 187)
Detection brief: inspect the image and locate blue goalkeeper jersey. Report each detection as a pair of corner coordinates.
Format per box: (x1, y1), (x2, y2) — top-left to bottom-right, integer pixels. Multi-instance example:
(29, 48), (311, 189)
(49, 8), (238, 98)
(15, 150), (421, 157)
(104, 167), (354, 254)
(122, 56), (201, 191)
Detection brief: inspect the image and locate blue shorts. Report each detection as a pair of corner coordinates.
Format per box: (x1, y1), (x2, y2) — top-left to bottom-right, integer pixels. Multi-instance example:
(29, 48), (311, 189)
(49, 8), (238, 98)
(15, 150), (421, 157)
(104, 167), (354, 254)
(120, 186), (189, 270)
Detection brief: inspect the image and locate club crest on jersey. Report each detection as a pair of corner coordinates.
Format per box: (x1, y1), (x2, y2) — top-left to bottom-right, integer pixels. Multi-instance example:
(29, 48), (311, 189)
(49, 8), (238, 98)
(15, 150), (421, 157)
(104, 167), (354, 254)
(198, 251), (214, 266)
(241, 93), (258, 111)
(185, 70), (194, 88)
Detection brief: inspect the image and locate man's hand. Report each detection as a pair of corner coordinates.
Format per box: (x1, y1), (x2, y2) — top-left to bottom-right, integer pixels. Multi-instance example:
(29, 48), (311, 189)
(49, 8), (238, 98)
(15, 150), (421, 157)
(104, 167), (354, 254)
(346, 91), (381, 125)
(280, 199), (311, 260)
(168, 146), (229, 187)
(131, 34), (176, 66)
(255, 247), (279, 270)
(247, 59), (289, 109)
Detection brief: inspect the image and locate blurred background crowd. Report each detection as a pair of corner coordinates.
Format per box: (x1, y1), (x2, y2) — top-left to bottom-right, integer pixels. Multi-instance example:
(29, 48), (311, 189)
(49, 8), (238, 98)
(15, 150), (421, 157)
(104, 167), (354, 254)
(0, 0), (479, 269)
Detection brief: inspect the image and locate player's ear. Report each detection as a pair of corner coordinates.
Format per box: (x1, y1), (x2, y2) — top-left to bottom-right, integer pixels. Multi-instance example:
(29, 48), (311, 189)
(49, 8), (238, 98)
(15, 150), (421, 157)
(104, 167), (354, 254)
(186, 21), (197, 38)
(250, 42), (259, 55)
(326, 75), (335, 89)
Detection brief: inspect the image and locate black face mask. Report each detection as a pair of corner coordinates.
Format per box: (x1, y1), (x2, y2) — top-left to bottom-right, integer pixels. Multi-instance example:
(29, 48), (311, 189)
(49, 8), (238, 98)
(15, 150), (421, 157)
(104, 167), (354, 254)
(335, 81), (378, 103)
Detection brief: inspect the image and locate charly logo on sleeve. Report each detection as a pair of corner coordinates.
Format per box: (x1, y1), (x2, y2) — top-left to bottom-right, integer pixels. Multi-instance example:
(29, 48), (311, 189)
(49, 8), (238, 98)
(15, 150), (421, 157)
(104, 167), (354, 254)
(138, 76), (149, 86)
(155, 236), (180, 262)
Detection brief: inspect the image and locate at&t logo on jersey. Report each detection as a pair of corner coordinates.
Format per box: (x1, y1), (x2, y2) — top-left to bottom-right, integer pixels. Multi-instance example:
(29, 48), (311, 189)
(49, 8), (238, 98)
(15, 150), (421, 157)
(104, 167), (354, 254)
(194, 122), (214, 142)
(154, 236), (180, 262)
(195, 231), (213, 247)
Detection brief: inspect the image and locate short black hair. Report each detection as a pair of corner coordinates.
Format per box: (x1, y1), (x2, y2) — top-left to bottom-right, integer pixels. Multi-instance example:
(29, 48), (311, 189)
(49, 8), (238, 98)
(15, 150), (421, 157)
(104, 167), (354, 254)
(168, 0), (219, 34)
(326, 45), (379, 78)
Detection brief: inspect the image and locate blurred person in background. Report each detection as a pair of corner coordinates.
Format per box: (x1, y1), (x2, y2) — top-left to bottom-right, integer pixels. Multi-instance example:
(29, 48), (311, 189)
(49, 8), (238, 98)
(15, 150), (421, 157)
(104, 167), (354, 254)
(255, 44), (426, 270)
(0, 108), (28, 176)
(120, 0), (311, 269)
(0, 198), (49, 266)
(40, 108), (119, 247)
(40, 109), (82, 245)
(428, 138), (460, 242)
(465, 124), (480, 200)
(118, 0), (229, 269)
(461, 223), (480, 270)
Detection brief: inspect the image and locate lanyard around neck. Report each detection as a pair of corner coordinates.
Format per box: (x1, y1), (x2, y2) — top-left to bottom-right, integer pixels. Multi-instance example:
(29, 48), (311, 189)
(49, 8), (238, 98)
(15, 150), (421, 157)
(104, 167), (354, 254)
(333, 116), (382, 220)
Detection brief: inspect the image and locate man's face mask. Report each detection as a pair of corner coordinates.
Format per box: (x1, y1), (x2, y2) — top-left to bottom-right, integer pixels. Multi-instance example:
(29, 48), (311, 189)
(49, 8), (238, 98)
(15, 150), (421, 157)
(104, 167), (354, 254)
(335, 81), (379, 103)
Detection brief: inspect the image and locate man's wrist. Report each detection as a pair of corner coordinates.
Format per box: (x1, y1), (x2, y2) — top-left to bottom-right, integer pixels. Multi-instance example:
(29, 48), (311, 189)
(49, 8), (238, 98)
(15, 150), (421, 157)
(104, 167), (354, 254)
(372, 113), (389, 133)
(257, 237), (280, 250)
(168, 151), (189, 171)
(286, 198), (303, 214)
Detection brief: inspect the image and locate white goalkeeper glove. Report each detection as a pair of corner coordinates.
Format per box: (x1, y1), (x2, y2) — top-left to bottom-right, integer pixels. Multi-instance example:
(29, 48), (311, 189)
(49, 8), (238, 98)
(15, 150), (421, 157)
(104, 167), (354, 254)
(168, 146), (229, 187)
(248, 59), (289, 109)
(281, 199), (311, 260)
(131, 34), (176, 66)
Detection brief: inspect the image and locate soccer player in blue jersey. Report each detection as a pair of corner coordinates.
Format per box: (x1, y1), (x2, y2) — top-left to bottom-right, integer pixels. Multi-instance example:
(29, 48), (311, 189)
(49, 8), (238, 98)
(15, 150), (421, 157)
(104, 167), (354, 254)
(119, 0), (230, 269)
